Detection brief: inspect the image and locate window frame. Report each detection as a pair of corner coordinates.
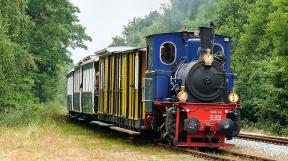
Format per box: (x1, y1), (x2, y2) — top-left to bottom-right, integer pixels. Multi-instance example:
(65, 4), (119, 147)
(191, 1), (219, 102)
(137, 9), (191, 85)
(159, 41), (177, 65)
(213, 43), (225, 56)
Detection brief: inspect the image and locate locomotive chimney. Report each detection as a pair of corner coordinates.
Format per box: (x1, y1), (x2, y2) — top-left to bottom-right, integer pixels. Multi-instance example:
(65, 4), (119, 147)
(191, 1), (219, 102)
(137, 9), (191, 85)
(199, 27), (213, 54)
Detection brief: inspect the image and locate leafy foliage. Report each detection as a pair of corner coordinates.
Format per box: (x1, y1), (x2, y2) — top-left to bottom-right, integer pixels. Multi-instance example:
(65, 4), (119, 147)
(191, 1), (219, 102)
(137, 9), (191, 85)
(109, 36), (127, 47)
(26, 0), (91, 102)
(216, 0), (287, 134)
(111, 0), (217, 47)
(0, 0), (90, 126)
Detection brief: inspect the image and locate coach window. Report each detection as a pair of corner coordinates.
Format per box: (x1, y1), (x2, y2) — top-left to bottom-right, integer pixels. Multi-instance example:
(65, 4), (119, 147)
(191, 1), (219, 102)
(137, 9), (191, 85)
(100, 63), (104, 90)
(134, 54), (139, 89)
(160, 42), (176, 65)
(118, 56), (122, 89)
(83, 70), (86, 92)
(95, 71), (99, 91)
(89, 69), (93, 92)
(146, 46), (149, 70)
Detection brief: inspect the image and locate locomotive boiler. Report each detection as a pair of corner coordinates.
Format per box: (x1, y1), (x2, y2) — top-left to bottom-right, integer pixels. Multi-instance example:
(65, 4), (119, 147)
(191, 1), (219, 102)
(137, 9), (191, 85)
(66, 26), (241, 148)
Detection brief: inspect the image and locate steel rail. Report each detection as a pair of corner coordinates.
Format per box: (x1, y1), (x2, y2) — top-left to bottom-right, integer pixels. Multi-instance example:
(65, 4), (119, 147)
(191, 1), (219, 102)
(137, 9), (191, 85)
(237, 133), (288, 145)
(156, 143), (235, 161)
(156, 143), (276, 161)
(222, 150), (276, 161)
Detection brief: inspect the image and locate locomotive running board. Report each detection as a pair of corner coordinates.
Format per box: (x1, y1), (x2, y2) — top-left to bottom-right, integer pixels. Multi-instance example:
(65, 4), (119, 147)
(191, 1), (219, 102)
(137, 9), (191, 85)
(109, 126), (141, 136)
(77, 118), (85, 121)
(90, 121), (114, 127)
(70, 115), (77, 119)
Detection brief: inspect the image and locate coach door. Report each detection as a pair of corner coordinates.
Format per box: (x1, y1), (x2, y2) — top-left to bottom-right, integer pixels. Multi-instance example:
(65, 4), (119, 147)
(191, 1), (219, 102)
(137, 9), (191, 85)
(67, 71), (74, 111)
(94, 61), (99, 113)
(82, 63), (95, 114)
(140, 49), (146, 120)
(73, 67), (82, 112)
(99, 56), (109, 115)
(127, 51), (142, 125)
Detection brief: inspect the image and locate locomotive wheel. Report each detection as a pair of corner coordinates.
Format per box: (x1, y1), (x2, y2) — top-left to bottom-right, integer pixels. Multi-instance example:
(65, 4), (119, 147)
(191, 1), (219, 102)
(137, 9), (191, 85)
(160, 106), (182, 146)
(160, 127), (177, 146)
(167, 137), (178, 146)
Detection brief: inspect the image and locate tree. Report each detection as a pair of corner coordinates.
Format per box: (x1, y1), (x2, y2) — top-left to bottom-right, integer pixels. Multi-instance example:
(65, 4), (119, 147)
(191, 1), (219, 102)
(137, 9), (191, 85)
(215, 0), (288, 133)
(0, 0), (90, 126)
(266, 0), (288, 128)
(109, 36), (127, 47)
(110, 0), (217, 47)
(26, 0), (91, 102)
(267, 0), (288, 56)
(0, 0), (40, 126)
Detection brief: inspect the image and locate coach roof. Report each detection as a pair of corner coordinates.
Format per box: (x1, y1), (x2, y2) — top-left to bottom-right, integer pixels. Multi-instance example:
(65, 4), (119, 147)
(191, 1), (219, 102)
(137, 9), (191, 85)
(95, 46), (138, 56)
(77, 55), (99, 66)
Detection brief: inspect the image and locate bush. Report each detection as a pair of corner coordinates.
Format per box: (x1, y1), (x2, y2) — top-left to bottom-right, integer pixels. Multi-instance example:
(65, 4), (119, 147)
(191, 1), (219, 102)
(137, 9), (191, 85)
(241, 119), (288, 136)
(0, 100), (45, 127)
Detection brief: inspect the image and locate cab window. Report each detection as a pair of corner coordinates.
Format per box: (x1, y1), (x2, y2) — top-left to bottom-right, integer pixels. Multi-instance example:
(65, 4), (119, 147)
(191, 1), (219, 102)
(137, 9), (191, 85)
(160, 42), (176, 65)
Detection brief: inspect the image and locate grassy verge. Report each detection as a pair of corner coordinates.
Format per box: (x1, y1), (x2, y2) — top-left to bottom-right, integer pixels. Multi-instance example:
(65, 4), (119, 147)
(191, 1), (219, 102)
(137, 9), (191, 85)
(241, 119), (288, 137)
(1, 102), (285, 161)
(0, 103), (202, 161)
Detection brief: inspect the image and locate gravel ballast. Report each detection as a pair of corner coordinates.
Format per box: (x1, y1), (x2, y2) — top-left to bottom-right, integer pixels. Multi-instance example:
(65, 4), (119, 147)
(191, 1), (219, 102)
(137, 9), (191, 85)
(226, 138), (288, 156)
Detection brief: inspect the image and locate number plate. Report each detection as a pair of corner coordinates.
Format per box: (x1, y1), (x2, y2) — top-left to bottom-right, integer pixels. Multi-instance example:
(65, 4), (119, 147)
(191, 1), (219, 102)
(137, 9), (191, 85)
(210, 115), (221, 121)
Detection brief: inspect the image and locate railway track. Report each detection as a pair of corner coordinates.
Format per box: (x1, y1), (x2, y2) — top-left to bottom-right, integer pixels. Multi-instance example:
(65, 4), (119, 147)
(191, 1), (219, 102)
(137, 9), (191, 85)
(157, 143), (276, 161)
(237, 133), (288, 145)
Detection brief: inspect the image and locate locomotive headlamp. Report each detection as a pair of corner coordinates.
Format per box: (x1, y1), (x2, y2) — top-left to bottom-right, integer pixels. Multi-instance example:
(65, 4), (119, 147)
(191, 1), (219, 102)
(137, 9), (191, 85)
(177, 86), (188, 102)
(228, 89), (239, 103)
(202, 49), (214, 66)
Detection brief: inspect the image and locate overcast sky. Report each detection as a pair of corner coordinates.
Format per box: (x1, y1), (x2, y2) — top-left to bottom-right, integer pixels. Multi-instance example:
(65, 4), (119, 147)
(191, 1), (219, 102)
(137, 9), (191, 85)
(69, 0), (168, 63)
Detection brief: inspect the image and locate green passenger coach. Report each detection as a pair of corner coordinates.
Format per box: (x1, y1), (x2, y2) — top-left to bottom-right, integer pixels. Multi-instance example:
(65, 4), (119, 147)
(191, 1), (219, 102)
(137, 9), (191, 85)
(67, 55), (99, 115)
